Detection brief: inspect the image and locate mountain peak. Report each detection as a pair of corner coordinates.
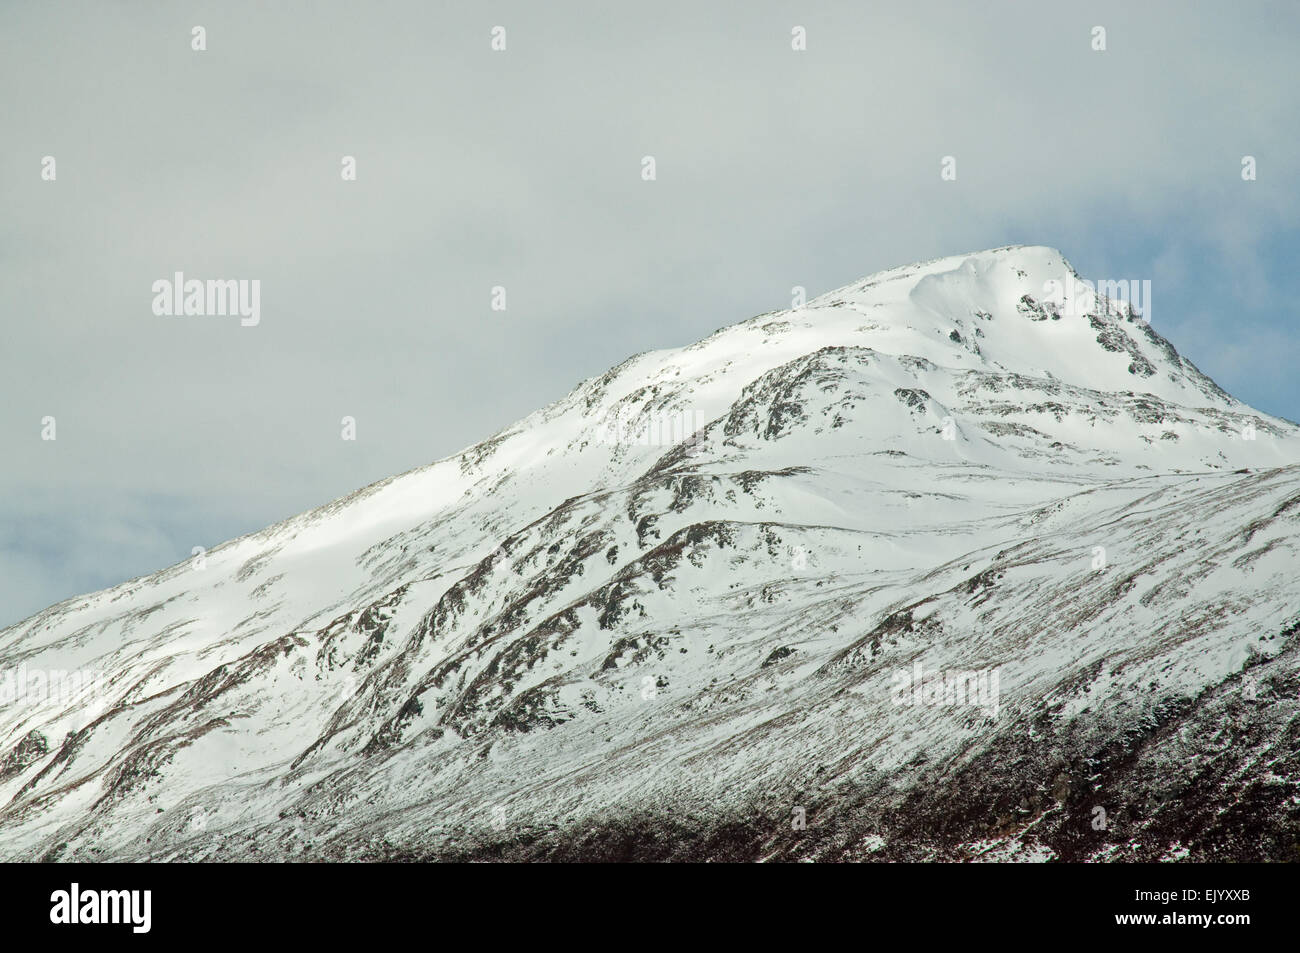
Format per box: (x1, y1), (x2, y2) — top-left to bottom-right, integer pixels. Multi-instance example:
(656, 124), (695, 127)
(819, 244), (1076, 302)
(762, 245), (1218, 415)
(4, 247), (1299, 862)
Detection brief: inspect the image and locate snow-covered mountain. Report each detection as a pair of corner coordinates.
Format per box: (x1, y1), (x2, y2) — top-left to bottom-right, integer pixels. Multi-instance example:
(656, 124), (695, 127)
(4, 245), (1299, 861)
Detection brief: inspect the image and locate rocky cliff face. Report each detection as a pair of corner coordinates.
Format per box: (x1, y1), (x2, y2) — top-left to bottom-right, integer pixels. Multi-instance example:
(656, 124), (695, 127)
(4, 245), (1298, 861)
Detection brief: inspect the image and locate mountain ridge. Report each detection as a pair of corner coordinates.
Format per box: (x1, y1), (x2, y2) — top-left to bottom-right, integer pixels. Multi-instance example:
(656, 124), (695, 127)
(4, 244), (1299, 862)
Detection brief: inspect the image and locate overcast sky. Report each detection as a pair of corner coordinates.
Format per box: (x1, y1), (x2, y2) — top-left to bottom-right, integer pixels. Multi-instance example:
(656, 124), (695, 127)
(2, 0), (1297, 628)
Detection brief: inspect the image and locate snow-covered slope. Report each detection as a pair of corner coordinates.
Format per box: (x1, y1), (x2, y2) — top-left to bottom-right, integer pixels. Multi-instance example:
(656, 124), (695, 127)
(4, 245), (1299, 861)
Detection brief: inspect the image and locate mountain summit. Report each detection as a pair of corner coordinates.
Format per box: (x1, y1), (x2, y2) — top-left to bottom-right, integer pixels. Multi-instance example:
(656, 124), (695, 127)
(4, 245), (1299, 861)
